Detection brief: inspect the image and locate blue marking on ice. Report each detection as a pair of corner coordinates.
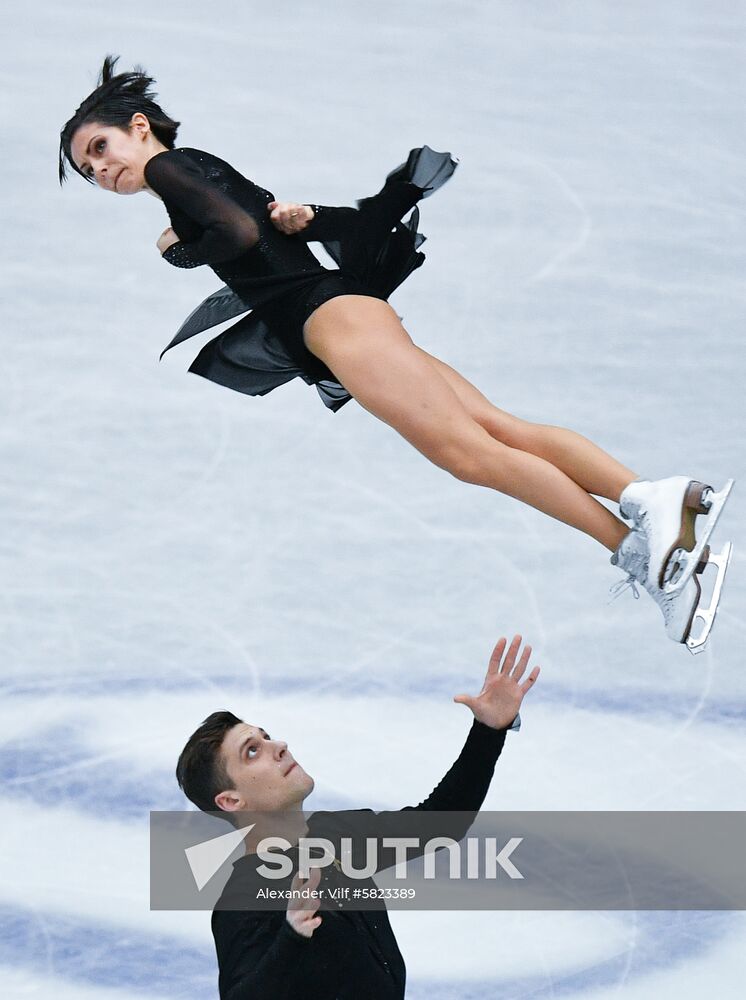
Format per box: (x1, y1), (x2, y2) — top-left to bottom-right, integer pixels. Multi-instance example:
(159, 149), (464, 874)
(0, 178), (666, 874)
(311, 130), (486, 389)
(5, 672), (744, 723)
(0, 905), (732, 998)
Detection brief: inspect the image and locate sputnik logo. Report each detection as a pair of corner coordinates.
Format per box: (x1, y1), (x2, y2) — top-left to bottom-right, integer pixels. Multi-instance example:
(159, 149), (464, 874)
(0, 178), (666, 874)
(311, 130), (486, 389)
(185, 823), (256, 891)
(184, 826), (526, 890)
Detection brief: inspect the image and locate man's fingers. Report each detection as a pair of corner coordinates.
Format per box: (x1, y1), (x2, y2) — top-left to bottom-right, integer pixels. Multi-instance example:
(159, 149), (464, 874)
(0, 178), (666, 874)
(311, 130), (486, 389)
(512, 644), (532, 682)
(453, 693), (475, 711)
(297, 866), (322, 891)
(486, 638), (507, 677)
(520, 665), (540, 693)
(501, 634), (523, 674)
(288, 866), (322, 912)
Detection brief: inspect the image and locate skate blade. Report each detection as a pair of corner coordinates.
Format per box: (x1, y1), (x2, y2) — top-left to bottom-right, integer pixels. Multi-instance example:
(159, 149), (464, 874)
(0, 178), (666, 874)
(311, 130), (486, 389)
(685, 542), (733, 655)
(665, 479), (734, 595)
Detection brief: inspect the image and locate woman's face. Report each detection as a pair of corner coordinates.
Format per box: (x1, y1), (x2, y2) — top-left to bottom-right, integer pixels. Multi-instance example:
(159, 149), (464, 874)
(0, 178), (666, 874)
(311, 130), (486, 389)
(70, 113), (161, 195)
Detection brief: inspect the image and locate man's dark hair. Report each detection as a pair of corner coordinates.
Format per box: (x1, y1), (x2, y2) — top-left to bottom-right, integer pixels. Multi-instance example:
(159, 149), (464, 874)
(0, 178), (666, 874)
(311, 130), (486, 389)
(176, 711), (243, 813)
(59, 54), (181, 185)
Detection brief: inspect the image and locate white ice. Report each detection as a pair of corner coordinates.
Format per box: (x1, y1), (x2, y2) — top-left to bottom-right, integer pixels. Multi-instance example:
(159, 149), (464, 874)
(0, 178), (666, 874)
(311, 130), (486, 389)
(1, 0), (745, 997)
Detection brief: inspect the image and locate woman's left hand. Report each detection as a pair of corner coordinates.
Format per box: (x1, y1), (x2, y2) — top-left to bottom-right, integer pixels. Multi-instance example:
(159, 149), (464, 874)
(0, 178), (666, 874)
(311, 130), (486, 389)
(268, 202), (314, 235)
(157, 227), (180, 254)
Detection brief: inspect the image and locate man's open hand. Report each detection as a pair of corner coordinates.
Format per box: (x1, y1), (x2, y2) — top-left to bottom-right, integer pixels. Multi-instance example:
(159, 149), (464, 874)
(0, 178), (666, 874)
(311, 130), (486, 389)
(454, 635), (540, 730)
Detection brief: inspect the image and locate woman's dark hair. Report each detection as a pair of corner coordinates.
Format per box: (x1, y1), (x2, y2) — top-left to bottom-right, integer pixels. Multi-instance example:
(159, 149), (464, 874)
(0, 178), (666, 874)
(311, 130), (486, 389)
(176, 711), (244, 814)
(59, 54), (180, 185)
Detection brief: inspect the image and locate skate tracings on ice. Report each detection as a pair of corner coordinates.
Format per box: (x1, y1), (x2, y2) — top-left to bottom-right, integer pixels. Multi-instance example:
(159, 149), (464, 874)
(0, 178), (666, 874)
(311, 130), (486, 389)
(3, 0), (746, 997)
(521, 157), (593, 286)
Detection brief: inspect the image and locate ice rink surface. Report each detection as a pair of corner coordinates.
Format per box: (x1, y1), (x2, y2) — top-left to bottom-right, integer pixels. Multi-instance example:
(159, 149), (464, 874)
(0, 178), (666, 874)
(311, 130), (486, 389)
(2, 0), (745, 996)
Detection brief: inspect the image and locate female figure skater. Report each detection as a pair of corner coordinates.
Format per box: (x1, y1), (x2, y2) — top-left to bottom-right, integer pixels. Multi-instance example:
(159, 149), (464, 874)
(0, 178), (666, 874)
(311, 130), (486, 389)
(59, 57), (732, 652)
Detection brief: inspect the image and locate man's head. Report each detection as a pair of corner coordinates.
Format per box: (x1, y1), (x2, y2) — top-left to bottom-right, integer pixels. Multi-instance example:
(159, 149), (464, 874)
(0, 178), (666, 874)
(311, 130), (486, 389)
(176, 712), (314, 819)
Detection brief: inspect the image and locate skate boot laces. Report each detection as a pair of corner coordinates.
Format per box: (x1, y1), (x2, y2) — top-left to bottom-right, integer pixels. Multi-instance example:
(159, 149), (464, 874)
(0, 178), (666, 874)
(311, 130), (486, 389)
(608, 574), (641, 602)
(609, 529), (648, 603)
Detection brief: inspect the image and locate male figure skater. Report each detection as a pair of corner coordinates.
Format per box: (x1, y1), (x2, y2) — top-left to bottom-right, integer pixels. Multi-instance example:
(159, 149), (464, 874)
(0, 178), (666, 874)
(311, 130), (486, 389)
(176, 635), (540, 999)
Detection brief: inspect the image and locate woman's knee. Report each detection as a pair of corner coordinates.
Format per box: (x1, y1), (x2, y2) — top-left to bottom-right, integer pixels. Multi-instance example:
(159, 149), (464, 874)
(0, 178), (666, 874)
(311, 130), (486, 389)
(428, 433), (504, 485)
(480, 411), (539, 448)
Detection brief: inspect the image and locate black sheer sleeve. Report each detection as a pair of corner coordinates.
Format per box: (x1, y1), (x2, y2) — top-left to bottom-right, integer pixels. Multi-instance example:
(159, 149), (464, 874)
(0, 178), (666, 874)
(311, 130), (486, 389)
(144, 150), (259, 268)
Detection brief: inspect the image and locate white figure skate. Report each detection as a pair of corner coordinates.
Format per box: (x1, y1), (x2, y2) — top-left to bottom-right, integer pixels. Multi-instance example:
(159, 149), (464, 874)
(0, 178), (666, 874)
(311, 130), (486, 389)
(611, 526), (732, 654)
(619, 476), (733, 595)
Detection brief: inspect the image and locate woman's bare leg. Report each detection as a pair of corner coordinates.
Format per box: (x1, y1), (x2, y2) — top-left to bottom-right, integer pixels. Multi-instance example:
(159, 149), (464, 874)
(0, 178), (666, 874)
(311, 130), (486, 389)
(416, 349), (637, 501)
(304, 297), (630, 551)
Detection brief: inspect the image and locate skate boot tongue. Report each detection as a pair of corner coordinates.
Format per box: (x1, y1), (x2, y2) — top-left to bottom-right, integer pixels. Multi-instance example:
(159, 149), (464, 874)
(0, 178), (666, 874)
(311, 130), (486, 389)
(609, 529), (648, 595)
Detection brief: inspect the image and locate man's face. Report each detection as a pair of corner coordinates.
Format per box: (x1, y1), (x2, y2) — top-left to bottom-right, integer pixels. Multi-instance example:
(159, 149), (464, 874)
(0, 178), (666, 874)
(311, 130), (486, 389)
(215, 723), (314, 813)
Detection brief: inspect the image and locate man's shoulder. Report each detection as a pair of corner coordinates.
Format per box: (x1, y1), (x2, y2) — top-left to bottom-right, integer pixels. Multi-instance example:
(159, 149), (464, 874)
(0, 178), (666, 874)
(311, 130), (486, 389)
(309, 807), (375, 826)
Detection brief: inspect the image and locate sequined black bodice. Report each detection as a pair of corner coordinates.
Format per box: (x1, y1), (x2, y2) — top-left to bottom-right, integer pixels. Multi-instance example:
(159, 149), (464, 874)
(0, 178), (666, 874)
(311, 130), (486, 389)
(144, 147), (329, 296)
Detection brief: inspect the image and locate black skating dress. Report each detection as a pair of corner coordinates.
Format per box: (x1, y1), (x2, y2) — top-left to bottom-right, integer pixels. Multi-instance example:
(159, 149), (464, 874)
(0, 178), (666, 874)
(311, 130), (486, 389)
(144, 145), (457, 411)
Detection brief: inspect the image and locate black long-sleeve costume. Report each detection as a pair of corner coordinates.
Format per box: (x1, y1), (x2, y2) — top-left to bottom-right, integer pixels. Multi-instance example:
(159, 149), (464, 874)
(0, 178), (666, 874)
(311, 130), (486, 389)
(211, 719), (508, 1000)
(144, 146), (457, 410)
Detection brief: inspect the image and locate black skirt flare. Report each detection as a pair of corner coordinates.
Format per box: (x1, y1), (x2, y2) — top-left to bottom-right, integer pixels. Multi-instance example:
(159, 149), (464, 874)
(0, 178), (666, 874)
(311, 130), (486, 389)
(161, 146), (458, 411)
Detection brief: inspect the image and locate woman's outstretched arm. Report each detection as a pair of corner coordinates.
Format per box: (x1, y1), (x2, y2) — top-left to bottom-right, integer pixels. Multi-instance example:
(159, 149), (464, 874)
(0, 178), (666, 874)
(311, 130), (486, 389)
(145, 150), (259, 267)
